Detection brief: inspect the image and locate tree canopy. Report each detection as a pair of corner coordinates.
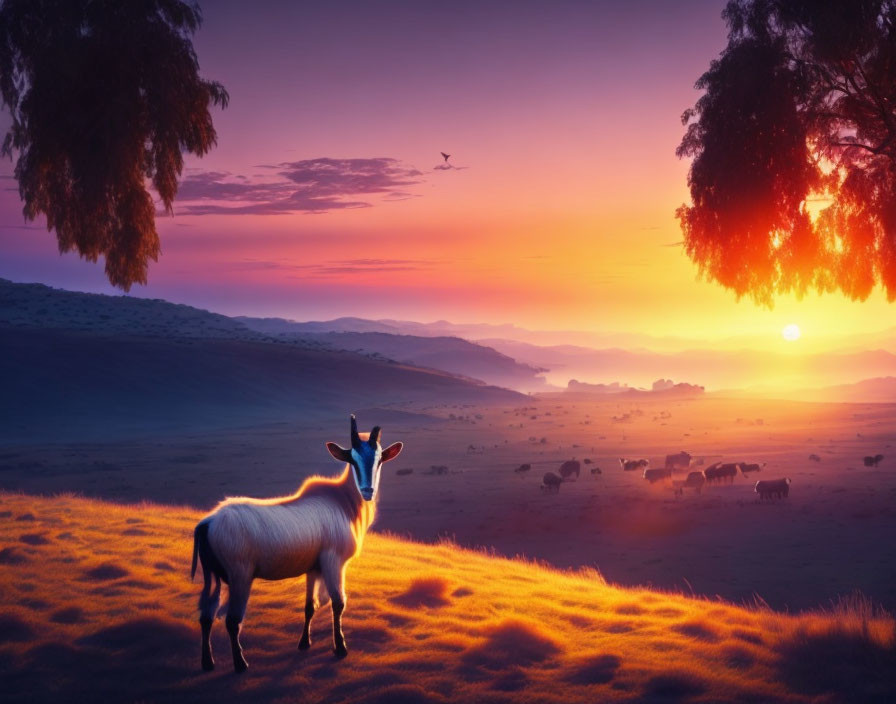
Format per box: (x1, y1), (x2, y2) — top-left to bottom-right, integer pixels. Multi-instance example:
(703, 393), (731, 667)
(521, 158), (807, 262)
(677, 0), (896, 305)
(0, 0), (227, 289)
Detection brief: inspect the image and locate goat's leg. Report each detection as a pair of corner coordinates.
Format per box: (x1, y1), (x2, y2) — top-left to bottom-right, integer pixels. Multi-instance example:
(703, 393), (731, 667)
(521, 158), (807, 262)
(321, 552), (348, 658)
(198, 568), (220, 671)
(225, 578), (252, 673)
(298, 570), (320, 650)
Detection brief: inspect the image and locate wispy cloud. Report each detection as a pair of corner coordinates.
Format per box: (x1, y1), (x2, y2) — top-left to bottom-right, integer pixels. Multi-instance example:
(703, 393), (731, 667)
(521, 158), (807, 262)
(174, 158), (424, 215)
(662, 240), (684, 247)
(228, 257), (439, 277)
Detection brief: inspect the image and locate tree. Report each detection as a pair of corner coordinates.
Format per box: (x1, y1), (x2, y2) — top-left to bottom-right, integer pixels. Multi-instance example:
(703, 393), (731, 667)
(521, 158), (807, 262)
(677, 0), (896, 305)
(0, 0), (227, 289)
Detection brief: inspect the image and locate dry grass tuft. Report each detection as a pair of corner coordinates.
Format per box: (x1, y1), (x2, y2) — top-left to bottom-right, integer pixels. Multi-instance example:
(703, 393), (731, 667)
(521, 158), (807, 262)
(391, 577), (453, 608)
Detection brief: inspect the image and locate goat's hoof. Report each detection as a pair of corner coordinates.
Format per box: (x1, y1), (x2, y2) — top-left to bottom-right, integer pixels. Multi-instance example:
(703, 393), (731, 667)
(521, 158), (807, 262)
(298, 638), (311, 651)
(333, 645), (348, 659)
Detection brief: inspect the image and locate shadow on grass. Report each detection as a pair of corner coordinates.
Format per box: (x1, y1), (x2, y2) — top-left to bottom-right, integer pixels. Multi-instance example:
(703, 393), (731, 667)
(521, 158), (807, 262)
(391, 577), (452, 609)
(775, 626), (896, 703)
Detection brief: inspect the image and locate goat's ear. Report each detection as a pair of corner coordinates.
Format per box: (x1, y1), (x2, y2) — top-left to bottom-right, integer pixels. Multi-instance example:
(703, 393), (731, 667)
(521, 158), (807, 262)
(380, 442), (403, 463)
(326, 442), (352, 463)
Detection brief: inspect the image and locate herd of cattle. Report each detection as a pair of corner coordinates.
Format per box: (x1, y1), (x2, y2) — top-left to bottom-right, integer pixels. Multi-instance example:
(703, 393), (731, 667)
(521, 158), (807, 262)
(525, 450), (885, 499)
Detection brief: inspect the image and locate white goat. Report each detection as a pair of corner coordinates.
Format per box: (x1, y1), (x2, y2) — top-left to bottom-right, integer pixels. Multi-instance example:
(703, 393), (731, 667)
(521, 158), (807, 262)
(191, 415), (403, 672)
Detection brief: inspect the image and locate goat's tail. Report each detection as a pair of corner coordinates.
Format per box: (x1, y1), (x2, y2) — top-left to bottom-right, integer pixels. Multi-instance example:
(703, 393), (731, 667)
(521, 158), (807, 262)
(191, 525), (200, 581)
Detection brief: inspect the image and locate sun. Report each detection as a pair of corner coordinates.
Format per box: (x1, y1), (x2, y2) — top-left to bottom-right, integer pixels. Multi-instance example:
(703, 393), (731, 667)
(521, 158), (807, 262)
(781, 323), (801, 341)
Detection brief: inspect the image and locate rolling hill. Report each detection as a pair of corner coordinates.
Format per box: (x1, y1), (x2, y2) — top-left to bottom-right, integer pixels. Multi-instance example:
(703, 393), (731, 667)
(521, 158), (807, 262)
(1, 491), (893, 703)
(236, 318), (548, 391)
(0, 280), (522, 442)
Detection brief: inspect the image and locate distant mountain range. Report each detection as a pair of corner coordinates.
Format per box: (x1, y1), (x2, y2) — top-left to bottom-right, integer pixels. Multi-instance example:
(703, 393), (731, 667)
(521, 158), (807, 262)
(236, 318), (548, 392)
(3, 280), (895, 409)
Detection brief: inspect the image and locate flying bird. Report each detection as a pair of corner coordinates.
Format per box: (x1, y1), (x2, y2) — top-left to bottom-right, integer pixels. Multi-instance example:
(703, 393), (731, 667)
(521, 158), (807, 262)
(441, 152), (451, 163)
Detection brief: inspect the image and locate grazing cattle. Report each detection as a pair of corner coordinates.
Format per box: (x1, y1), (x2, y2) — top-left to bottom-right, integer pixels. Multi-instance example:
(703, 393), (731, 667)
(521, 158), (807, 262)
(514, 463), (532, 474)
(863, 454), (884, 467)
(396, 468), (413, 476)
(643, 467), (672, 484)
(703, 462), (740, 483)
(808, 454), (821, 462)
(740, 462), (764, 474)
(755, 477), (791, 500)
(191, 416), (403, 672)
(559, 460), (581, 481)
(673, 471), (705, 496)
(619, 458), (649, 472)
(591, 466), (602, 476)
(664, 451), (692, 472)
(541, 472), (562, 493)
(429, 465), (449, 475)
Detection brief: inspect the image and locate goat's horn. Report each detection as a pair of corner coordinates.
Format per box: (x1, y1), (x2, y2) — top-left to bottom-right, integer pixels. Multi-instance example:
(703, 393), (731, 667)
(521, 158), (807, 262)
(350, 415), (361, 448)
(369, 426), (381, 445)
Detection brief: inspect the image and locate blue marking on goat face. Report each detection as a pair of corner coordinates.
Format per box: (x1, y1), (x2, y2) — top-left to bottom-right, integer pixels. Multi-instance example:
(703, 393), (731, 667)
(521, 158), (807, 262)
(349, 443), (382, 502)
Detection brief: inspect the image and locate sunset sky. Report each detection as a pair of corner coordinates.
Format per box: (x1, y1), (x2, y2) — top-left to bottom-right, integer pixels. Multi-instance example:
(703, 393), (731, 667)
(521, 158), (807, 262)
(0, 0), (893, 348)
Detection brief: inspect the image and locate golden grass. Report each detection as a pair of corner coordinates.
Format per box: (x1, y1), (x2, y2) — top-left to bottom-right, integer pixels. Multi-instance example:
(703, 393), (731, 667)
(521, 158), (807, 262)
(1, 490), (893, 703)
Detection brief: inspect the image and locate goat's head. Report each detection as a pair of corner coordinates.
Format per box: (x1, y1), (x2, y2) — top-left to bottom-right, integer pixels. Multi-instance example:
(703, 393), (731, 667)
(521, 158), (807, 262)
(327, 415), (403, 501)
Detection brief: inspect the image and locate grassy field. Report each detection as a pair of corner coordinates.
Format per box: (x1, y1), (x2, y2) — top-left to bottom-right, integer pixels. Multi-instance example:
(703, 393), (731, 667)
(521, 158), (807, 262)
(1, 491), (894, 703)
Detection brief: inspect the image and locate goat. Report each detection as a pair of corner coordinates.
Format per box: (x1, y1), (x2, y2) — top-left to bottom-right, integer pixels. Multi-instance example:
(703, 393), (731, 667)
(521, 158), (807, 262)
(191, 416), (403, 672)
(740, 462), (765, 474)
(863, 454), (884, 467)
(514, 463), (532, 474)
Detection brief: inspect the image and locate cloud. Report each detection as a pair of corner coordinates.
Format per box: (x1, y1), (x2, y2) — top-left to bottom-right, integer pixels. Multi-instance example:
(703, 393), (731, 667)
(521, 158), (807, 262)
(174, 158), (424, 216)
(662, 240), (685, 247)
(228, 257), (438, 277)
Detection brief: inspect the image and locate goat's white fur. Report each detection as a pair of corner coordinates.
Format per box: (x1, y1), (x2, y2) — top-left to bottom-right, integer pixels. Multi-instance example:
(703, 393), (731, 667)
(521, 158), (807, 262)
(193, 426), (401, 672)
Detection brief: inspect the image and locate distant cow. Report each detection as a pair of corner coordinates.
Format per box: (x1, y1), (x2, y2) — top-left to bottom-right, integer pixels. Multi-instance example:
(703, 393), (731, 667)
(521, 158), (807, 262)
(643, 467), (672, 484)
(703, 462), (739, 483)
(755, 477), (791, 499)
(674, 470), (705, 496)
(619, 458), (649, 472)
(808, 454), (821, 462)
(559, 460), (581, 481)
(591, 466), (602, 476)
(514, 463), (532, 474)
(863, 454), (884, 467)
(583, 458), (593, 465)
(664, 451), (692, 472)
(740, 462), (765, 474)
(396, 468), (414, 476)
(541, 472), (562, 493)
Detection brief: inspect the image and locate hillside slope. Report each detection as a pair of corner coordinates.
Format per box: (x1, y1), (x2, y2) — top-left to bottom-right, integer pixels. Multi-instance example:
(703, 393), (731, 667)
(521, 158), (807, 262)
(237, 324), (549, 391)
(0, 327), (521, 442)
(1, 492), (893, 703)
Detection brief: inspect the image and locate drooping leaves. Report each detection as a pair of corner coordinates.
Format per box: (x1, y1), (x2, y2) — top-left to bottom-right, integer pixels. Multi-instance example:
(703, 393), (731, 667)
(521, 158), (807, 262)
(678, 0), (896, 304)
(0, 0), (227, 289)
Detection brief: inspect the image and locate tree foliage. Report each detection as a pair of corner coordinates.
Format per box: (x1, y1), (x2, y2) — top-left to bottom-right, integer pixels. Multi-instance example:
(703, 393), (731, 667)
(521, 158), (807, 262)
(677, 0), (896, 305)
(0, 0), (227, 289)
